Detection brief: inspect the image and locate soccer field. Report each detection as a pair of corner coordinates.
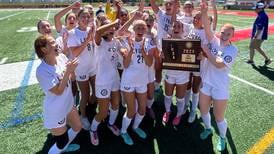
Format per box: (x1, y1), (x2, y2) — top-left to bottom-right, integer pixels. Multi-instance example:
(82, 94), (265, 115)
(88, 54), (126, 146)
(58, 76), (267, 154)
(0, 7), (274, 154)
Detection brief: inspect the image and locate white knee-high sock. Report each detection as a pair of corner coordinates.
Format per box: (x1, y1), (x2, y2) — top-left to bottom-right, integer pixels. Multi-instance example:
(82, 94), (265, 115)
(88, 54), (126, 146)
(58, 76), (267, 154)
(184, 89), (191, 105)
(217, 120), (227, 138)
(48, 143), (62, 154)
(109, 107), (119, 125)
(121, 114), (132, 134)
(164, 95), (172, 112)
(135, 99), (138, 113)
(68, 128), (79, 144)
(154, 82), (160, 90)
(201, 112), (212, 129)
(191, 93), (199, 111)
(133, 112), (145, 129)
(90, 118), (100, 132)
(147, 98), (154, 109)
(176, 97), (185, 117)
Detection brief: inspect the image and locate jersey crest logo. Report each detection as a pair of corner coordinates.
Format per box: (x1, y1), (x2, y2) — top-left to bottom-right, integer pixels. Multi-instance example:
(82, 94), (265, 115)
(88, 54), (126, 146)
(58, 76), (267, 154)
(58, 118), (65, 125)
(224, 56), (232, 63)
(124, 86), (130, 90)
(101, 89), (108, 96)
(79, 75), (87, 80)
(117, 62), (122, 68)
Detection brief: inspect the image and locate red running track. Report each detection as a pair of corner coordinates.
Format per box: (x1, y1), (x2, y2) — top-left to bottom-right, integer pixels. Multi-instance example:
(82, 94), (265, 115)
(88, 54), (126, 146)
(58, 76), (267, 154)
(217, 10), (274, 19)
(231, 25), (274, 42)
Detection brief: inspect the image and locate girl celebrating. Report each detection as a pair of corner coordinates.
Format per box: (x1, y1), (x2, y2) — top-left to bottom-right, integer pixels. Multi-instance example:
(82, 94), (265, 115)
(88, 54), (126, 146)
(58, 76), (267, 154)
(54, 2), (80, 101)
(54, 1), (80, 37)
(186, 12), (207, 123)
(67, 9), (97, 131)
(150, 0), (175, 92)
(37, 20), (52, 36)
(162, 19), (190, 126)
(89, 19), (121, 146)
(199, 1), (238, 151)
(144, 14), (159, 119)
(120, 19), (153, 145)
(35, 35), (81, 154)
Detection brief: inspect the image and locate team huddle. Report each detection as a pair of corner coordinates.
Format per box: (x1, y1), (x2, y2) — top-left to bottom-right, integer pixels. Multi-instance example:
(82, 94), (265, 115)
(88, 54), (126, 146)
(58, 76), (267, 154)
(34, 0), (238, 153)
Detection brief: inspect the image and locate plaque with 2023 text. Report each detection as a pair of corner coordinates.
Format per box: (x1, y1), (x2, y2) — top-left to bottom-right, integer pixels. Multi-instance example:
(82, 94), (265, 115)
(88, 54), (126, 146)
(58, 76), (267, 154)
(162, 38), (201, 72)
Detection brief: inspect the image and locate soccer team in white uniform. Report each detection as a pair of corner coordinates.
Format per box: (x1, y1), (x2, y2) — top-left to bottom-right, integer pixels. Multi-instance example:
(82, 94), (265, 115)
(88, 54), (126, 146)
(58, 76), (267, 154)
(34, 0), (238, 153)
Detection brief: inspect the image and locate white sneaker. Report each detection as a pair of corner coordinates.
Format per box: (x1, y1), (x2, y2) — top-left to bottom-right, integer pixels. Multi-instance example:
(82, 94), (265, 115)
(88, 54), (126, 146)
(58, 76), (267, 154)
(188, 109), (196, 123)
(107, 124), (120, 136)
(90, 130), (99, 146)
(81, 117), (90, 130)
(183, 102), (190, 114)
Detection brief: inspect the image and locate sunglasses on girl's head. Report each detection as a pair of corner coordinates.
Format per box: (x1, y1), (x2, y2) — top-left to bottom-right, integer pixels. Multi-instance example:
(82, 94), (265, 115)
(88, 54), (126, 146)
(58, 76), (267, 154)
(121, 13), (128, 17)
(165, 2), (173, 5)
(184, 5), (193, 8)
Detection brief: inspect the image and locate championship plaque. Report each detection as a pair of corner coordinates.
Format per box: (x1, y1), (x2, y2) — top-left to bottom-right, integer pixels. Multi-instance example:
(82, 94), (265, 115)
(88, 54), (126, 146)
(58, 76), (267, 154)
(162, 39), (201, 72)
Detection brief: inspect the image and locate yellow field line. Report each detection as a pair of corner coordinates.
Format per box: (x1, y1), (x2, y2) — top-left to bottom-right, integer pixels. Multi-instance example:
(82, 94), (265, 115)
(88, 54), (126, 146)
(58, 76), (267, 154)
(247, 127), (274, 154)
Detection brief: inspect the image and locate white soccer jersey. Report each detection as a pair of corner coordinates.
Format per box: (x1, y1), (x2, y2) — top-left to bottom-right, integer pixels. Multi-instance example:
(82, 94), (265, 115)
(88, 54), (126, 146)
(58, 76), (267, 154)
(145, 34), (157, 83)
(95, 38), (121, 85)
(36, 54), (74, 129)
(118, 37), (131, 70)
(177, 14), (194, 37)
(56, 26), (68, 55)
(188, 27), (208, 45)
(67, 27), (97, 77)
(187, 27), (208, 75)
(59, 26), (68, 37)
(202, 37), (238, 90)
(121, 40), (150, 87)
(55, 36), (64, 52)
(156, 10), (172, 51)
(177, 14), (193, 25)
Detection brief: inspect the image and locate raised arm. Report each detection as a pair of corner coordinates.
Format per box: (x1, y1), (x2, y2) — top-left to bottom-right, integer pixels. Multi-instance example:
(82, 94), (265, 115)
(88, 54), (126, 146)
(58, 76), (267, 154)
(70, 27), (94, 57)
(141, 40), (153, 66)
(211, 0), (217, 31)
(129, 0), (145, 17)
(122, 38), (134, 68)
(54, 1), (81, 33)
(50, 59), (78, 95)
(171, 0), (179, 24)
(117, 11), (142, 36)
(95, 20), (119, 45)
(202, 45), (226, 68)
(115, 0), (122, 20)
(150, 0), (160, 14)
(201, 1), (214, 41)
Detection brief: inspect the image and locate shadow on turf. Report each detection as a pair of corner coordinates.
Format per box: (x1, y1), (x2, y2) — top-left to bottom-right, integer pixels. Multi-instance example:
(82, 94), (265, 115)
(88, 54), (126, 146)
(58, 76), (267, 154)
(252, 64), (274, 81)
(209, 108), (238, 154)
(36, 99), (237, 154)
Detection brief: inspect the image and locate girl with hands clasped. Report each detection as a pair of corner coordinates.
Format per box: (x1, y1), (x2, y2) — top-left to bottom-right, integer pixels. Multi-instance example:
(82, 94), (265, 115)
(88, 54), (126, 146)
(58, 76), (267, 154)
(119, 19), (153, 146)
(35, 35), (82, 154)
(89, 19), (121, 146)
(67, 9), (97, 131)
(199, 1), (238, 151)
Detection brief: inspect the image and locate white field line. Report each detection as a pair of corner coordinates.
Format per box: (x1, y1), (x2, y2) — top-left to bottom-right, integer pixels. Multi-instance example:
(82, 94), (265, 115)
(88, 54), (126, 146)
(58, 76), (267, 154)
(0, 57), (8, 65)
(46, 10), (51, 20)
(0, 12), (24, 21)
(0, 59), (40, 92)
(229, 74), (274, 96)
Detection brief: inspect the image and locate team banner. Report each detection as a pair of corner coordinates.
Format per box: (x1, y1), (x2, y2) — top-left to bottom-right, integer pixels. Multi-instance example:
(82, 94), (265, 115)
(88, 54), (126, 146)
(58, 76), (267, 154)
(162, 39), (201, 72)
